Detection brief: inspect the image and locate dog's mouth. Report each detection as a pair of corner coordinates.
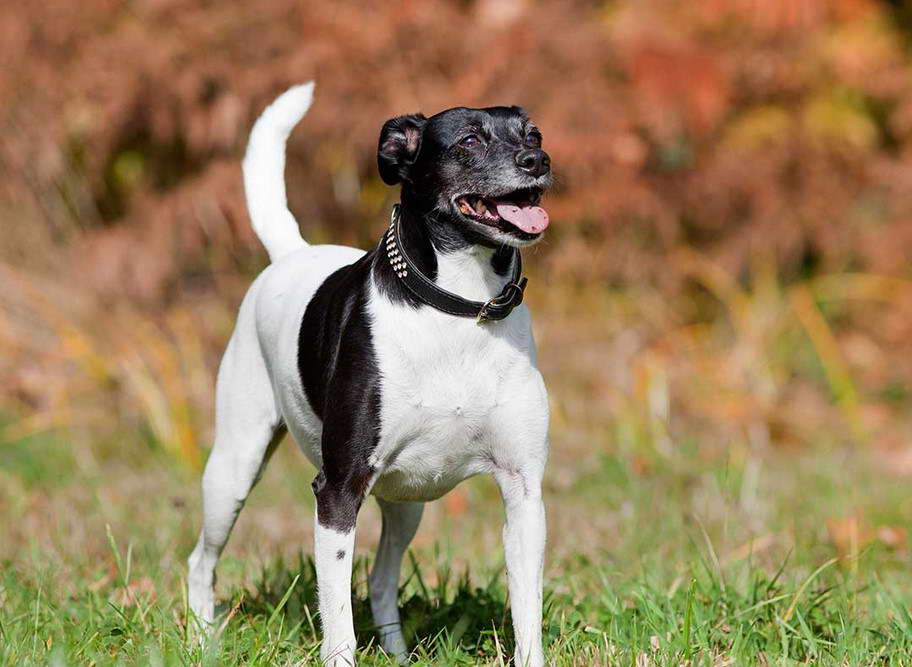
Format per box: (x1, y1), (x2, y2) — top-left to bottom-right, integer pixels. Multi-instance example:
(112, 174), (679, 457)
(454, 187), (549, 236)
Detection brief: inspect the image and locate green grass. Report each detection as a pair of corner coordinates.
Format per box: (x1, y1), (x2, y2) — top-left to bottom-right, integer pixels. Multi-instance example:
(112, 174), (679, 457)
(2, 429), (912, 665)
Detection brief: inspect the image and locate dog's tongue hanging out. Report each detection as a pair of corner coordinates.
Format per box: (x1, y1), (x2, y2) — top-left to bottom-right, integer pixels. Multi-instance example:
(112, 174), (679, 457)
(495, 203), (550, 234)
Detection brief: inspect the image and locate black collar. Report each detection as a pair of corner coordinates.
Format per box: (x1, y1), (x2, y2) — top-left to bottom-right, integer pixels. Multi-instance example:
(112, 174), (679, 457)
(382, 205), (528, 322)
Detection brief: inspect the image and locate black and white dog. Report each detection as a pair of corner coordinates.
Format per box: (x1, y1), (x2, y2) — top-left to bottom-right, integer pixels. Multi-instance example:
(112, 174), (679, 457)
(188, 83), (552, 666)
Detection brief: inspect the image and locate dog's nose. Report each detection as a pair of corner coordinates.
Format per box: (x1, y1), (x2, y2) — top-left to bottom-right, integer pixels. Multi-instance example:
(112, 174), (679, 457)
(515, 149), (550, 177)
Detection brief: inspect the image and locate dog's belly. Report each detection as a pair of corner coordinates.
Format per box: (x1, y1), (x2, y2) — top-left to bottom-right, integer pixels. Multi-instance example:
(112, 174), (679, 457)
(371, 447), (487, 503)
(370, 385), (499, 502)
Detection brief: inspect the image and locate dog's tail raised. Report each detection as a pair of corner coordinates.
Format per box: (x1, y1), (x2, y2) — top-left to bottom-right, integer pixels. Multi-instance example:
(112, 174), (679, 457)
(242, 82), (315, 262)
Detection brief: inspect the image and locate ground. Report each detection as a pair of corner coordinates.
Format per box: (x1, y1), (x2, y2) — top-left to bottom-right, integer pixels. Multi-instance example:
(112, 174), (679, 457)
(2, 267), (911, 665)
(2, 420), (911, 665)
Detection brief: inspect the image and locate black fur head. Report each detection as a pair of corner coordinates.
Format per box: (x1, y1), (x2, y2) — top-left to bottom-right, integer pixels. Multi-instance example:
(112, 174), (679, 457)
(377, 106), (552, 250)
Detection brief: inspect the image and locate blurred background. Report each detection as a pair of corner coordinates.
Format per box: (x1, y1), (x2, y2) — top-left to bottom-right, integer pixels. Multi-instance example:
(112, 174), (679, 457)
(3, 0), (912, 660)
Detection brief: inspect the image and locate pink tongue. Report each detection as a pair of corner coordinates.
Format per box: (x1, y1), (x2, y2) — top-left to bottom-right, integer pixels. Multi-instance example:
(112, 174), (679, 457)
(495, 204), (550, 234)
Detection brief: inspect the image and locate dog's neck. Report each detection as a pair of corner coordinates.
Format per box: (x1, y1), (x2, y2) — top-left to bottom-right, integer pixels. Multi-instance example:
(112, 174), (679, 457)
(435, 243), (512, 302)
(375, 201), (514, 304)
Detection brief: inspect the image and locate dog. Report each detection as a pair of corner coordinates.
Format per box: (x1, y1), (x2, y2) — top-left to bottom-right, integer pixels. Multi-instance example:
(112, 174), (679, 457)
(187, 82), (552, 666)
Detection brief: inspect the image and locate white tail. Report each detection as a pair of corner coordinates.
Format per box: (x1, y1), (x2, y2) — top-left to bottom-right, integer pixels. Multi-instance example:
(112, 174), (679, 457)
(242, 82), (315, 262)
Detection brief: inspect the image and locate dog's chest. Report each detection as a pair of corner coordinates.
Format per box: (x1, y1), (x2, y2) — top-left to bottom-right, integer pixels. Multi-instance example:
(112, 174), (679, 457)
(367, 286), (541, 501)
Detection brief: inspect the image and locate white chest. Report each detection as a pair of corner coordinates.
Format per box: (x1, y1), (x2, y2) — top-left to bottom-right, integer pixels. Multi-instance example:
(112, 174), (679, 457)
(367, 283), (546, 502)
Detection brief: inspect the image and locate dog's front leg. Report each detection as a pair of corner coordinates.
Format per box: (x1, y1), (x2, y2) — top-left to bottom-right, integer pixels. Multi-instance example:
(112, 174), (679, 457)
(312, 463), (373, 667)
(314, 516), (357, 665)
(495, 467), (546, 667)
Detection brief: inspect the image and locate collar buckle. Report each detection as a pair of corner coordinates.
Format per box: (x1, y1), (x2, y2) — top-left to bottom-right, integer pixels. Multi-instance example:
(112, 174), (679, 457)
(477, 277), (528, 323)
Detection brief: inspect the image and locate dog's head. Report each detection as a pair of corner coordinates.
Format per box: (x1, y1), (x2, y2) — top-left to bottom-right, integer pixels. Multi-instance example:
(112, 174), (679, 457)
(378, 106), (552, 248)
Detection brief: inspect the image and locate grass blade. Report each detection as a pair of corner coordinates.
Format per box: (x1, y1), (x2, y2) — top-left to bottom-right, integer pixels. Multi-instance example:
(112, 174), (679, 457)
(782, 557), (838, 623)
(267, 573), (301, 627)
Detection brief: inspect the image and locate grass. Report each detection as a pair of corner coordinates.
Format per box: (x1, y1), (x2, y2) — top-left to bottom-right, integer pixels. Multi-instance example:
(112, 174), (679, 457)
(2, 426), (912, 666)
(2, 257), (911, 664)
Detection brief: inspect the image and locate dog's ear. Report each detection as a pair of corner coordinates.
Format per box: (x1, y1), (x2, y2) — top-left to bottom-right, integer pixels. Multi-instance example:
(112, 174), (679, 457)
(377, 114), (427, 185)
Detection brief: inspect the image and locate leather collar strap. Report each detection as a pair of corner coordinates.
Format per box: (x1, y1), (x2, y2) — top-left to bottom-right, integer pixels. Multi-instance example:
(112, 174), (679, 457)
(383, 204), (528, 322)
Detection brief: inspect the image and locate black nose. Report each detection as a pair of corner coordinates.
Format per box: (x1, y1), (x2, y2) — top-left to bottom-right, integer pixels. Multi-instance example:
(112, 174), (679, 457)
(515, 148), (550, 177)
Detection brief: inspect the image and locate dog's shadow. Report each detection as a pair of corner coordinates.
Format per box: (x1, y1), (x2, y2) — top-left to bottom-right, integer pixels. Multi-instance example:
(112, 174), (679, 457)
(229, 553), (514, 661)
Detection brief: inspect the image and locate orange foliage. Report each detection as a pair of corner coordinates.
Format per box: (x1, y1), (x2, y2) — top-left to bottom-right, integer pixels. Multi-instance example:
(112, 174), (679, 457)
(2, 0), (912, 458)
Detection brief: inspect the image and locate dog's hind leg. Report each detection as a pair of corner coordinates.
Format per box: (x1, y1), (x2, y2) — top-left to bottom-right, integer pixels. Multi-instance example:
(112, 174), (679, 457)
(369, 499), (423, 661)
(187, 333), (283, 629)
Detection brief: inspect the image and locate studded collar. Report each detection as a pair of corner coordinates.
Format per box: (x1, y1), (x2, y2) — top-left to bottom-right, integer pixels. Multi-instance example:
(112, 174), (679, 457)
(382, 204), (528, 322)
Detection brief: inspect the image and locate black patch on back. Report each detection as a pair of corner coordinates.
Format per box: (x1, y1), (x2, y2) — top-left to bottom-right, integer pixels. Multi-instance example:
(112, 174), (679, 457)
(298, 251), (382, 531)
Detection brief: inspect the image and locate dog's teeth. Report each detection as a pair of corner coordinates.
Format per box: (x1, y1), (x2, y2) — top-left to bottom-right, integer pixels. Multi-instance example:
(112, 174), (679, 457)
(459, 201), (473, 215)
(476, 200), (487, 214)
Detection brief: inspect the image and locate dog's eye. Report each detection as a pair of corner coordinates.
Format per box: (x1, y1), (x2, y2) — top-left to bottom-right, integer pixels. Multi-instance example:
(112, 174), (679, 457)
(524, 132), (542, 148)
(460, 134), (481, 147)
